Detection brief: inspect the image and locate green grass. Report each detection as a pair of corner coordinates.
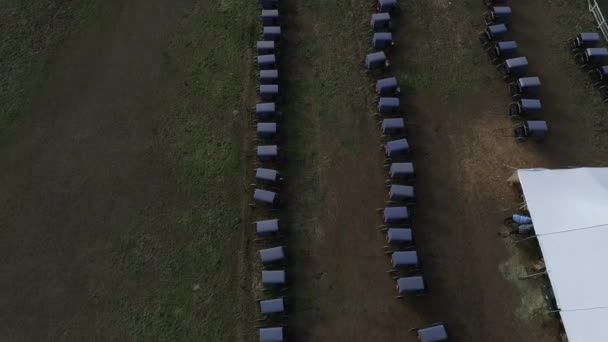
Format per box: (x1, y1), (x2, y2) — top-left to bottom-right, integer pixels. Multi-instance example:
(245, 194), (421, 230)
(0, 0), (98, 134)
(95, 2), (259, 340)
(1, 0), (258, 340)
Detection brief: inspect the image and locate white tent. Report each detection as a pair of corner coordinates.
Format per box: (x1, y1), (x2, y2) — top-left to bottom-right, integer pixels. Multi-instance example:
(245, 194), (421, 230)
(517, 168), (608, 342)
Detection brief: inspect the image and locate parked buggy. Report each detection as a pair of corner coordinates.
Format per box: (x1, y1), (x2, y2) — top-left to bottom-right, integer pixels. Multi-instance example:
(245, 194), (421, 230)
(479, 23), (508, 46)
(381, 118), (406, 136)
(394, 275), (426, 298)
(257, 297), (286, 320)
(253, 189), (279, 209)
(257, 145), (279, 161)
(514, 120), (548, 142)
(386, 162), (415, 181)
(259, 84), (279, 101)
(255, 168), (282, 186)
(261, 9), (279, 26)
(381, 228), (414, 250)
(365, 51), (390, 70)
(411, 323), (449, 342)
(257, 54), (276, 70)
(263, 26), (281, 41)
(373, 32), (394, 50)
(259, 0), (278, 10)
(509, 76), (541, 100)
(497, 56), (528, 80)
(377, 97), (400, 113)
(589, 65), (608, 86)
(259, 69), (279, 85)
(569, 32), (600, 51)
(383, 138), (409, 158)
(257, 41), (275, 55)
(261, 270), (286, 291)
(259, 246), (286, 268)
(484, 6), (512, 25)
(371, 13), (392, 32)
(388, 184), (415, 204)
(257, 122), (278, 139)
(256, 102), (276, 121)
(255, 218), (281, 239)
(377, 0), (398, 13)
(487, 40), (517, 64)
(508, 99), (542, 118)
(259, 327), (284, 342)
(378, 206), (410, 224)
(376, 77), (400, 96)
(387, 250), (419, 275)
(575, 48), (608, 69)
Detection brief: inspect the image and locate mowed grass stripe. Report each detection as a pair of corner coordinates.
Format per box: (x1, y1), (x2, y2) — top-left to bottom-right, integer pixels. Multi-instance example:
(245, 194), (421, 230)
(95, 1), (259, 340)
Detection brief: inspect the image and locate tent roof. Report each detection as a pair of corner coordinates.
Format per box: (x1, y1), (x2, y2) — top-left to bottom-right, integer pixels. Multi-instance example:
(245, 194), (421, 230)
(517, 168), (608, 342)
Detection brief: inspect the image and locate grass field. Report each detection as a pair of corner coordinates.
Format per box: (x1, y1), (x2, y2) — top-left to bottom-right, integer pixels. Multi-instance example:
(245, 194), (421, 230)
(1, 0), (608, 341)
(1, 0), (257, 340)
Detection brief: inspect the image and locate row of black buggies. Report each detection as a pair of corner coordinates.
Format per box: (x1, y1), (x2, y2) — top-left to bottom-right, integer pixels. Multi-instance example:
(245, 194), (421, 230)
(251, 2), (288, 342)
(567, 31), (608, 103)
(365, 1), (449, 342)
(478, 3), (548, 143)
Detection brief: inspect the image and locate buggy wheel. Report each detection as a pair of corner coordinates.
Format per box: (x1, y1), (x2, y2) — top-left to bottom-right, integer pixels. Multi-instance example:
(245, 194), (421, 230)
(508, 103), (520, 117)
(568, 38), (578, 51)
(478, 32), (489, 45)
(574, 53), (586, 66)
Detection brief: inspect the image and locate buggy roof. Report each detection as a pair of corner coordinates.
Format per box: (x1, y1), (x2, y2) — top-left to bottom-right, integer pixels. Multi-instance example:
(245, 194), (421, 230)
(586, 48), (608, 57)
(418, 324), (448, 341)
(256, 102), (275, 112)
(397, 276), (425, 293)
(392, 250), (418, 266)
(383, 206), (409, 222)
(256, 218), (279, 234)
(520, 99), (541, 110)
(379, 97), (400, 106)
(487, 23), (507, 35)
(492, 6), (512, 16)
(390, 162), (415, 176)
(366, 51), (387, 62)
(505, 56), (528, 69)
(260, 298), (284, 314)
(258, 145), (278, 155)
(256, 167), (279, 180)
(257, 41), (275, 49)
(579, 32), (600, 42)
(257, 122), (277, 134)
(389, 184), (414, 198)
(387, 228), (412, 243)
(526, 120), (547, 132)
(383, 118), (405, 130)
(254, 189), (277, 203)
(371, 12), (391, 21)
(497, 40), (517, 50)
(518, 76), (541, 88)
(373, 32), (393, 40)
(377, 77), (398, 89)
(262, 270), (285, 284)
(259, 327), (284, 342)
(260, 246), (285, 263)
(385, 138), (409, 156)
